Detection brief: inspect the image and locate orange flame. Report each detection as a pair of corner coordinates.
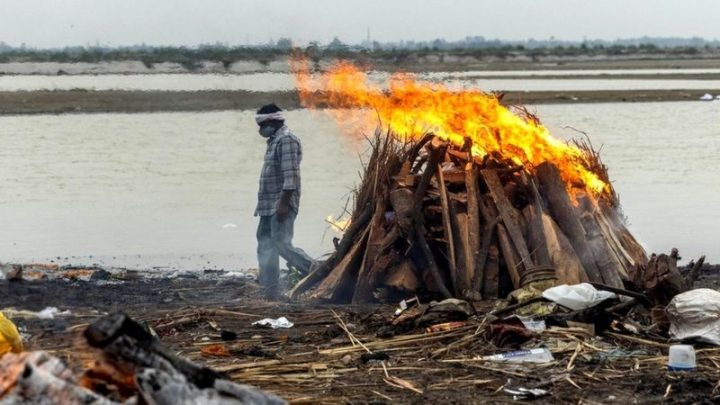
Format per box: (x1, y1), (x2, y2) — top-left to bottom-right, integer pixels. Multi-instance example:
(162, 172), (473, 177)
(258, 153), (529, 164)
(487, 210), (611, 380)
(294, 60), (608, 196)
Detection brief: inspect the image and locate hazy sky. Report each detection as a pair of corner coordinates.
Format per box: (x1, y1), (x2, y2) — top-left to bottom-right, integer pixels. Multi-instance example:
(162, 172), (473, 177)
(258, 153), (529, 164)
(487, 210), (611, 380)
(2, 0), (719, 48)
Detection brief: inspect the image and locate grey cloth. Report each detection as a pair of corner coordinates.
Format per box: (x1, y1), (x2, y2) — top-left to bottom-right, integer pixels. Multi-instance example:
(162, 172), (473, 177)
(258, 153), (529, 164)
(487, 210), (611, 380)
(255, 126), (302, 217)
(256, 211), (313, 296)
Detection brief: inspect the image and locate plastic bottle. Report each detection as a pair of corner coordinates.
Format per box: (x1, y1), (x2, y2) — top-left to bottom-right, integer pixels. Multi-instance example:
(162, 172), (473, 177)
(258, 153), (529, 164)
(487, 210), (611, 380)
(668, 344), (696, 371)
(482, 348), (554, 364)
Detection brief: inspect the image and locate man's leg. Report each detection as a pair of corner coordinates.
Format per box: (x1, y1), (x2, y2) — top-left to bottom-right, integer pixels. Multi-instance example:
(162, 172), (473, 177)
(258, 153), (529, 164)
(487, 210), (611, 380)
(270, 211), (314, 275)
(256, 215), (280, 297)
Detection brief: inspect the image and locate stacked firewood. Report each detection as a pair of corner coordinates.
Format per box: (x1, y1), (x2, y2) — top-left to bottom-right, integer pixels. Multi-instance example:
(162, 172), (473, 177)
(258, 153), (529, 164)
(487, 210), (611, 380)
(290, 133), (649, 303)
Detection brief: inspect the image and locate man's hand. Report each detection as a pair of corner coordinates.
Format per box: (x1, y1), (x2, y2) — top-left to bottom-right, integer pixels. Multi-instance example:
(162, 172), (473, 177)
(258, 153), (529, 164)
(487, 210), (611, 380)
(276, 190), (293, 222)
(276, 200), (289, 222)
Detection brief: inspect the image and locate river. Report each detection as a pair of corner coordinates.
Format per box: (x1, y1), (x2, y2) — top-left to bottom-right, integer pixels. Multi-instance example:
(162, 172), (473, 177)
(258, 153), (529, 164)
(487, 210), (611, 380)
(0, 102), (717, 269)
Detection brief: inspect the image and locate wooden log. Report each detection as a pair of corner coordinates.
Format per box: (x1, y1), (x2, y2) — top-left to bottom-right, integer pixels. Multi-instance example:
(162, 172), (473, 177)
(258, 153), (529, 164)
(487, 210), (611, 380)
(521, 172), (551, 267)
(535, 162), (604, 284)
(522, 206), (549, 268)
(353, 197), (388, 303)
(439, 169), (466, 184)
(85, 313), (220, 388)
(497, 224), (521, 289)
(436, 164), (457, 294)
(473, 194), (500, 294)
(407, 133), (435, 164)
(482, 243), (500, 299)
(642, 251), (688, 306)
(288, 203), (373, 299)
(686, 255), (706, 288)
(383, 259), (420, 291)
(598, 201), (649, 267)
(453, 210), (471, 293)
(311, 227), (370, 302)
(592, 210), (633, 278)
(577, 197), (633, 281)
(481, 169), (535, 280)
(575, 194), (625, 289)
(411, 140), (453, 299)
(542, 213), (587, 284)
(464, 163), (481, 296)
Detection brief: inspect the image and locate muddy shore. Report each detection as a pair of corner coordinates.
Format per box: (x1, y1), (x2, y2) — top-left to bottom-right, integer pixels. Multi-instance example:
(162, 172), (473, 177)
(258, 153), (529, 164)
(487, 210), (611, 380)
(1, 265), (718, 403)
(0, 88), (717, 115)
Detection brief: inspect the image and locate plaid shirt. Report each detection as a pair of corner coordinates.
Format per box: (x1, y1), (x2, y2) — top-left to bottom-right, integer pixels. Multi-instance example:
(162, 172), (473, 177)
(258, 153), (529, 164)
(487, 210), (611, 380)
(255, 126), (302, 216)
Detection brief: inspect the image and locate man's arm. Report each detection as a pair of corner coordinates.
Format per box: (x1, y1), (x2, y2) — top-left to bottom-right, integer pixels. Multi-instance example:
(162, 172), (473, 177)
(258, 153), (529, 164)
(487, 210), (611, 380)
(276, 136), (301, 221)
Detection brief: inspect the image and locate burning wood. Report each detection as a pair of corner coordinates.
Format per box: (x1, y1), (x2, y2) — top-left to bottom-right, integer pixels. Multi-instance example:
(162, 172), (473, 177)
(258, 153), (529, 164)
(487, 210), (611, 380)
(289, 131), (648, 303)
(288, 61), (650, 303)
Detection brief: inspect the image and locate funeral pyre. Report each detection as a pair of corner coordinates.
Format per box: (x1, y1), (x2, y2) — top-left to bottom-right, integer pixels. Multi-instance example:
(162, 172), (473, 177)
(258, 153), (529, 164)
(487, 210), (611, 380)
(289, 62), (652, 303)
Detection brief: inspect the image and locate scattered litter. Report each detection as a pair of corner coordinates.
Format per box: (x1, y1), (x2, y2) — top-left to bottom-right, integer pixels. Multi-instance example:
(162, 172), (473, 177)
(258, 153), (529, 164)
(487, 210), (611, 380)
(515, 316), (546, 333)
(483, 348), (555, 364)
(394, 299), (408, 317)
(252, 316), (294, 329)
(222, 223), (238, 229)
(36, 307), (69, 319)
(668, 344), (696, 371)
(425, 321), (466, 333)
(201, 343), (232, 358)
(667, 288), (720, 345)
(360, 351), (389, 363)
(488, 318), (535, 347)
(504, 386), (550, 400)
(542, 283), (616, 310)
(220, 330), (238, 341)
(0, 312), (23, 356)
(419, 298), (474, 324)
(394, 297), (419, 317)
(700, 93), (714, 100)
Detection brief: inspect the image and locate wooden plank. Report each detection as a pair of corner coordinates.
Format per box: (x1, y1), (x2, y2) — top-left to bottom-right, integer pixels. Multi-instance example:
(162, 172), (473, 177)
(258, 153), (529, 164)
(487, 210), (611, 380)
(436, 165), (457, 294)
(288, 203), (373, 299)
(594, 210), (633, 277)
(542, 213), (587, 284)
(383, 259), (419, 291)
(481, 169), (535, 276)
(497, 224), (521, 289)
(575, 195), (625, 289)
(311, 227), (370, 302)
(455, 212), (472, 293)
(598, 200), (649, 267)
(473, 194), (499, 294)
(352, 197), (387, 303)
(521, 172), (551, 266)
(482, 242), (500, 299)
(535, 162), (604, 284)
(464, 163), (481, 296)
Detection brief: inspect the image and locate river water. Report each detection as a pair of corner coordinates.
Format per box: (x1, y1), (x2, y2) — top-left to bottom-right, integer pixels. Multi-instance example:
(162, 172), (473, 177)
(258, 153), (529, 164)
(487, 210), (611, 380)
(0, 102), (717, 269)
(3, 72), (720, 93)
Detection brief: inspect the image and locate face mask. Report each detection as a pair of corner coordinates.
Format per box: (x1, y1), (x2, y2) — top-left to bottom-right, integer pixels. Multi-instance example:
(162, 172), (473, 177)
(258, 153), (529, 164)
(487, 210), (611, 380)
(258, 125), (277, 138)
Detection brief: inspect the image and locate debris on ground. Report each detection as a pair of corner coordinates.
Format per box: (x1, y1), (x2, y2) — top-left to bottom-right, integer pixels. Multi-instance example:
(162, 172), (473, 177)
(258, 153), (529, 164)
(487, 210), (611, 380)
(0, 261), (718, 403)
(252, 317), (294, 329)
(0, 311), (23, 356)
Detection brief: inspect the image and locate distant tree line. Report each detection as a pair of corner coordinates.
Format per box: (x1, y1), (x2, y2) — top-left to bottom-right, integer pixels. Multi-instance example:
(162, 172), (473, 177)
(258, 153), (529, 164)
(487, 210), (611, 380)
(0, 36), (718, 67)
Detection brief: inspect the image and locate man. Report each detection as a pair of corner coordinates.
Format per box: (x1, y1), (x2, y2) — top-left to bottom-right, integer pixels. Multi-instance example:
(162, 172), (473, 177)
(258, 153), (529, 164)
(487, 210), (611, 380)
(254, 103), (313, 299)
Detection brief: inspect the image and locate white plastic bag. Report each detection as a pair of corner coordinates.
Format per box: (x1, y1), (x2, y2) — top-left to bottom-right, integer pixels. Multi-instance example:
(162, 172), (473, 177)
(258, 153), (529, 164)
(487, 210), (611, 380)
(667, 289), (720, 345)
(542, 283), (616, 311)
(252, 316), (294, 329)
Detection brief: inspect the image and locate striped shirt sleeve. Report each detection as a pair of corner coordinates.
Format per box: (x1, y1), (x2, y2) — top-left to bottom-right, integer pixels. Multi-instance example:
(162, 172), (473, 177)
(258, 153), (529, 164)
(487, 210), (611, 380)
(277, 135), (301, 191)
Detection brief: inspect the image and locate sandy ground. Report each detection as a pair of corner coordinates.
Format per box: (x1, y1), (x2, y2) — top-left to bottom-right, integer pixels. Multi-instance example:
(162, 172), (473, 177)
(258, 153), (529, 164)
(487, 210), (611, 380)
(2, 57), (720, 114)
(1, 88), (718, 115)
